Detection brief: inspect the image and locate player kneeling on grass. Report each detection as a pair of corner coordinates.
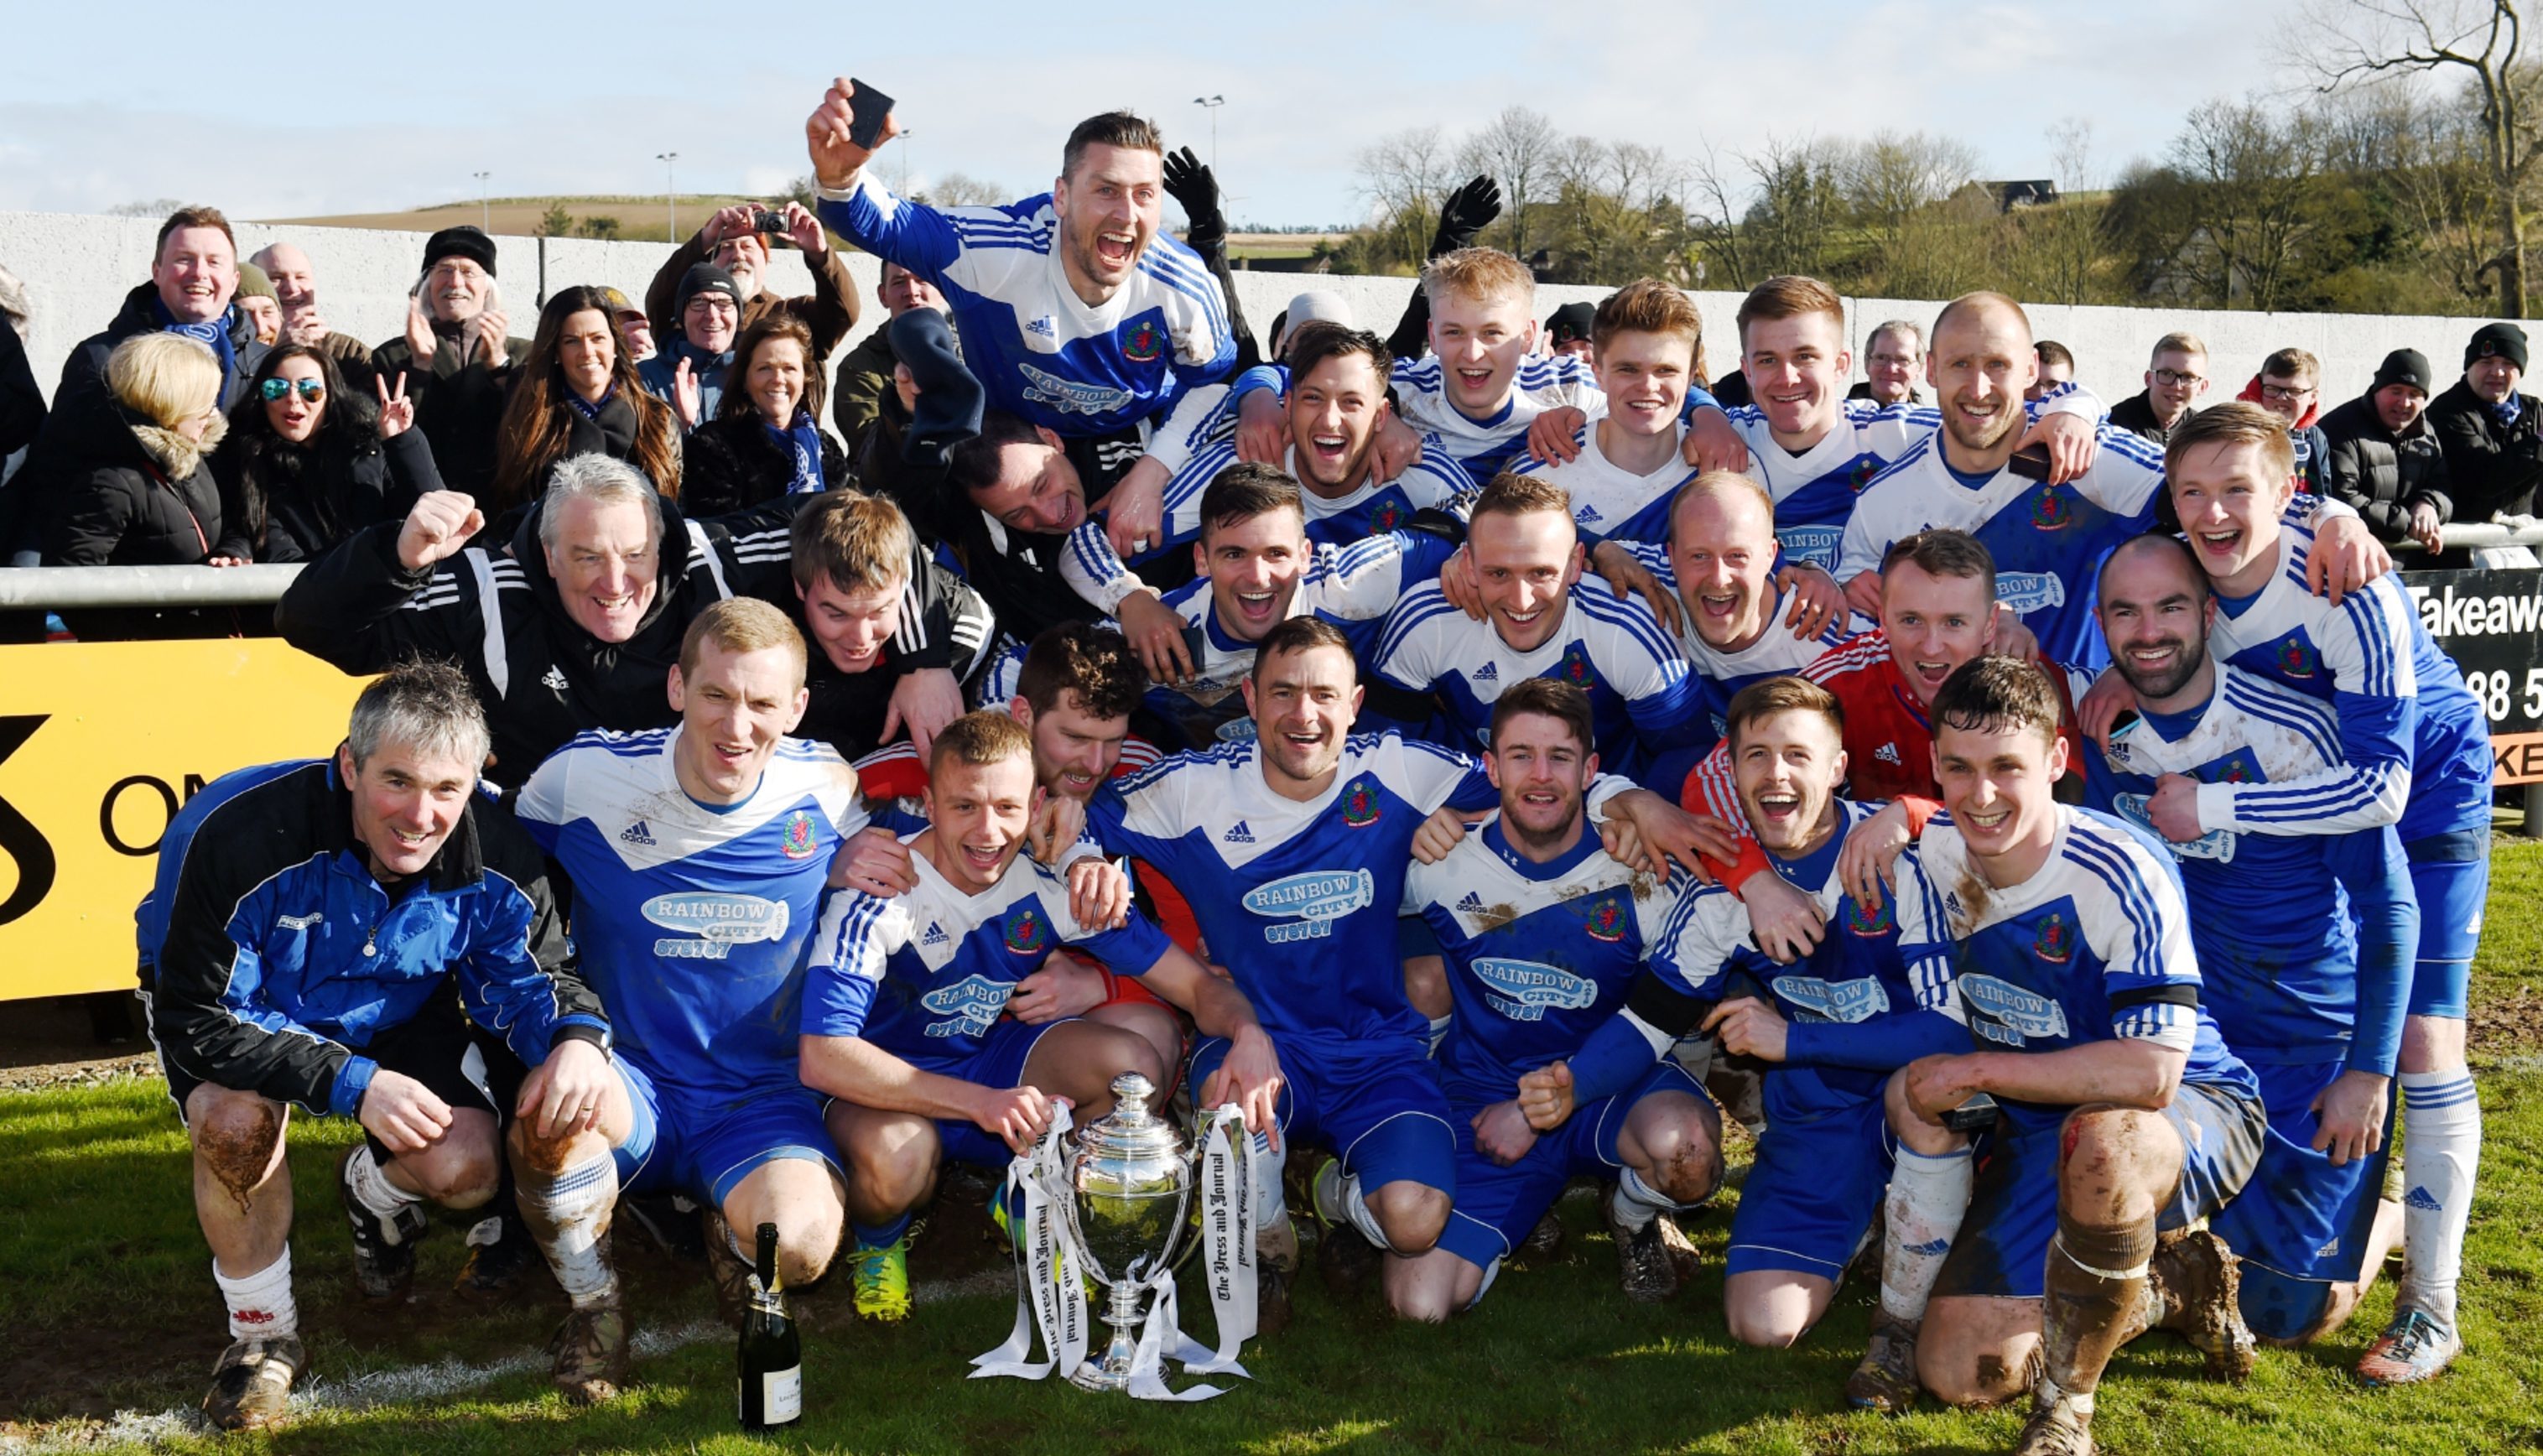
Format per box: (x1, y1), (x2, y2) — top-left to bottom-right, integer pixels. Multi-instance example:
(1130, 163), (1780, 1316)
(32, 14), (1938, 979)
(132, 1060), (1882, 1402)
(1524, 677), (1967, 1348)
(512, 600), (872, 1364)
(138, 663), (622, 1428)
(1844, 657), (2265, 1456)
(2078, 533), (2416, 1348)
(800, 711), (1283, 1321)
(1391, 678), (1724, 1320)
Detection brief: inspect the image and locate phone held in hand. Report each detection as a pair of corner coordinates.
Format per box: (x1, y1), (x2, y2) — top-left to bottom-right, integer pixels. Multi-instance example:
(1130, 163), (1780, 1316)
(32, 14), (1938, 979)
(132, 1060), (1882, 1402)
(1941, 1091), (2000, 1134)
(847, 77), (897, 150)
(2007, 445), (2053, 482)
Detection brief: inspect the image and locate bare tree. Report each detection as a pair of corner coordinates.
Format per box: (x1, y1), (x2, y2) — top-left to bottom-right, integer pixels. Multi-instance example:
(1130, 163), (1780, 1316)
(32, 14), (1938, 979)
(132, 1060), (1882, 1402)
(1357, 125), (1454, 269)
(1458, 106), (1562, 261)
(2010, 119), (2110, 306)
(2300, 0), (2541, 315)
(913, 173), (1007, 209)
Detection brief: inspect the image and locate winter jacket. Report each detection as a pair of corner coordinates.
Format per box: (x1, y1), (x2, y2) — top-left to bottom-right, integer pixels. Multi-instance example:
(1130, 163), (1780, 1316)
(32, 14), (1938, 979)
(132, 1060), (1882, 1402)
(829, 325), (899, 454)
(643, 232), (862, 361)
(679, 411), (850, 518)
(137, 757), (606, 1117)
(0, 317), (41, 465)
(2319, 394), (2455, 543)
(369, 322), (530, 500)
(43, 404), (244, 638)
(211, 413), (443, 563)
(636, 337), (734, 425)
(3, 282), (269, 555)
(2426, 377), (2543, 523)
(275, 492), (971, 780)
(796, 545), (998, 762)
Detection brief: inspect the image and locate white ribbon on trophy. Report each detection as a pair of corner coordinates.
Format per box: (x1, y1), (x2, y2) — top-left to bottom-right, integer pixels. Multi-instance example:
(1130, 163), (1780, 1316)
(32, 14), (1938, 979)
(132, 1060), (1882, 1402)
(970, 1100), (1258, 1401)
(970, 1102), (1088, 1383)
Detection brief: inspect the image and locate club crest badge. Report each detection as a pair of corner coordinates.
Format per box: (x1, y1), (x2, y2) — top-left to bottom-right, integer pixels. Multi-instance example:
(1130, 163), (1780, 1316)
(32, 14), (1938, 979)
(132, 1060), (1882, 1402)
(778, 810), (820, 860)
(1342, 779), (1381, 827)
(2033, 911), (2075, 964)
(1369, 499), (1404, 533)
(1850, 455), (1882, 491)
(1558, 642), (1597, 688)
(2031, 487), (2072, 530)
(1121, 318), (1164, 363)
(1845, 891), (1895, 937)
(1003, 905), (1048, 954)
(1584, 897), (1625, 943)
(2276, 637), (2317, 678)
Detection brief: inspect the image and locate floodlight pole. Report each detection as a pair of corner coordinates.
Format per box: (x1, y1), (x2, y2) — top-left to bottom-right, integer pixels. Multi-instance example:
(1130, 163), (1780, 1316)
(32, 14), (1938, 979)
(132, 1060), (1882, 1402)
(657, 152), (679, 240)
(472, 171), (491, 231)
(1192, 96), (1225, 174)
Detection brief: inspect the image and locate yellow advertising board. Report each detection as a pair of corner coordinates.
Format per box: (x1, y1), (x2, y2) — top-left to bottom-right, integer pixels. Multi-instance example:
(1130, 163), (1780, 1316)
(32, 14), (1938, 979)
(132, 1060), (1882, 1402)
(0, 640), (368, 1000)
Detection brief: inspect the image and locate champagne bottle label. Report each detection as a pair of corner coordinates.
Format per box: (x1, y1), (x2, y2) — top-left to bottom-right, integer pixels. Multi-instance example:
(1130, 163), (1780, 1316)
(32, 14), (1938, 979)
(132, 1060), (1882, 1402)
(762, 1365), (802, 1423)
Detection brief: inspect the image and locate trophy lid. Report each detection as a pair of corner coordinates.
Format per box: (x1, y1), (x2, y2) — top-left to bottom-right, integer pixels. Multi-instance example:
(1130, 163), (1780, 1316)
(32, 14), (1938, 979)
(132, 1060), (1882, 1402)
(1074, 1071), (1180, 1163)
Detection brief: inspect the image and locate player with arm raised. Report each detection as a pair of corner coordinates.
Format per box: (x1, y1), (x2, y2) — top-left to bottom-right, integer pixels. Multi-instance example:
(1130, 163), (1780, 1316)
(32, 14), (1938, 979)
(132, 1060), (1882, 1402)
(2153, 403), (2495, 1386)
(1841, 658), (2264, 1456)
(1390, 680), (1724, 1320)
(2079, 533), (2416, 1349)
(805, 81), (1232, 491)
(798, 711), (1280, 1322)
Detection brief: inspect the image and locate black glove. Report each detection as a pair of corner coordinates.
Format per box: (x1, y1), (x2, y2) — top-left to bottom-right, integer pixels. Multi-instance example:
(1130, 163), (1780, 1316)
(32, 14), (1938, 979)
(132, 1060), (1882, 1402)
(1161, 146), (1226, 252)
(1432, 174), (1503, 256)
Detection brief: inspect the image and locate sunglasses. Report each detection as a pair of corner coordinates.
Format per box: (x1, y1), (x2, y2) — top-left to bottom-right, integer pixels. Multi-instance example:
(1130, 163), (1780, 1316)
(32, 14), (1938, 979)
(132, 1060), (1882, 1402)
(260, 377), (325, 402)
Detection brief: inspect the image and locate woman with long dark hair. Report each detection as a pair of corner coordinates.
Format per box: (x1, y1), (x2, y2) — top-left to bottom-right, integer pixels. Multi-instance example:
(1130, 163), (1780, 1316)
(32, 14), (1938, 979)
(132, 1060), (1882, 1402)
(679, 315), (849, 517)
(486, 284), (680, 515)
(211, 345), (442, 560)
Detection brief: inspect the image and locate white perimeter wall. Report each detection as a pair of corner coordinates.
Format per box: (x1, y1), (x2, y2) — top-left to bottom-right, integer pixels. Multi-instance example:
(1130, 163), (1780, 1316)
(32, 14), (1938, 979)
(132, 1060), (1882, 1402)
(0, 209), (2510, 415)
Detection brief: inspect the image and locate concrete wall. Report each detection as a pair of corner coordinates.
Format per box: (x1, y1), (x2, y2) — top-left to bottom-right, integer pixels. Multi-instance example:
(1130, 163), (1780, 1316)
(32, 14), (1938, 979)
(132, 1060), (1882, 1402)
(1, 209), (2507, 413)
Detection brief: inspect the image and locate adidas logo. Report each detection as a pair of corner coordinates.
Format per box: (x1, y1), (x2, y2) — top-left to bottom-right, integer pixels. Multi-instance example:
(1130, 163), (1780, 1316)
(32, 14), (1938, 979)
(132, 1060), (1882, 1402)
(1457, 891), (1486, 913)
(1223, 820), (1256, 845)
(1473, 662), (1498, 681)
(1026, 315), (1056, 338)
(921, 922), (949, 947)
(1902, 1238), (1951, 1256)
(619, 820), (655, 846)
(541, 665), (569, 694)
(1875, 742), (1902, 765)
(2404, 1185), (2444, 1212)
(2316, 1236), (2343, 1260)
(1576, 503), (1604, 523)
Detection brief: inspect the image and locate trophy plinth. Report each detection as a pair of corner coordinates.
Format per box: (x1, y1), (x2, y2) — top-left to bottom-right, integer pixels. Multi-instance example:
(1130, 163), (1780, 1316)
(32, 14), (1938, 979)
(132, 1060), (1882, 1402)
(1061, 1072), (1195, 1393)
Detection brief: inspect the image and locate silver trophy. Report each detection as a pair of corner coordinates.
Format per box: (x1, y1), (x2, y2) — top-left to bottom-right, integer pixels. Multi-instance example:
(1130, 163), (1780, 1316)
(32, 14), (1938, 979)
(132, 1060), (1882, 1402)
(1060, 1071), (1196, 1393)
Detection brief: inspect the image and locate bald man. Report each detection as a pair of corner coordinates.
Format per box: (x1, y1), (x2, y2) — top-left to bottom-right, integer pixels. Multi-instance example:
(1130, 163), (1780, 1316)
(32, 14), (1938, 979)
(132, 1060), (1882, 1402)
(249, 242), (375, 386)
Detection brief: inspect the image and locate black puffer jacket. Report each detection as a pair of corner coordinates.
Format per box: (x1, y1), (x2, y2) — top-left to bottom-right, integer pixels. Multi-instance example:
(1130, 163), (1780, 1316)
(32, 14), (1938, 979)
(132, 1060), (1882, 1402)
(211, 404), (444, 562)
(679, 411), (850, 518)
(3, 283), (268, 556)
(2426, 377), (2543, 523)
(2319, 394), (2454, 543)
(42, 403), (244, 639)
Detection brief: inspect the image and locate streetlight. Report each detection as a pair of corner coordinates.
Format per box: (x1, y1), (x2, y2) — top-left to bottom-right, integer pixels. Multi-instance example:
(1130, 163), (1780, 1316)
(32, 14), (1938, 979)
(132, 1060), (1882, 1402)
(656, 152), (679, 241)
(471, 171), (491, 232)
(1192, 96), (1224, 174)
(896, 129), (917, 198)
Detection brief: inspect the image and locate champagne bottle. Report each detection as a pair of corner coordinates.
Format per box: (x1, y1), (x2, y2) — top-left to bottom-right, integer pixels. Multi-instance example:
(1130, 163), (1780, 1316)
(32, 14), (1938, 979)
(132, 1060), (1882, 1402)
(737, 1221), (802, 1428)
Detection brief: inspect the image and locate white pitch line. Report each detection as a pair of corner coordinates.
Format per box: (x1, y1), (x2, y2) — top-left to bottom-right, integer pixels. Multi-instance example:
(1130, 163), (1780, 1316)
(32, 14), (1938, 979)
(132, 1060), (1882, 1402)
(3, 1269), (1013, 1453)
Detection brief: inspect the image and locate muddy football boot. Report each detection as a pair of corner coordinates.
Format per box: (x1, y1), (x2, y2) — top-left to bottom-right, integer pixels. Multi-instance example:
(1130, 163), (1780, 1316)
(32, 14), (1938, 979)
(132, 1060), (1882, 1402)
(202, 1335), (303, 1431)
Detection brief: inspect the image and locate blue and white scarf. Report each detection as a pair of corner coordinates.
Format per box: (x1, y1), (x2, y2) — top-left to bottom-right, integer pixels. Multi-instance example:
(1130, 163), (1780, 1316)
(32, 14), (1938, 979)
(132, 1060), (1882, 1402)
(769, 409), (826, 494)
(152, 297), (238, 403)
(2493, 392), (2525, 430)
(566, 382), (616, 421)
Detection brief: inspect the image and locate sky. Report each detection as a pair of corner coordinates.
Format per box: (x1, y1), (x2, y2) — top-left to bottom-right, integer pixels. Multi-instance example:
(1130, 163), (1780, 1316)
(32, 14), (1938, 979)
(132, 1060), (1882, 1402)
(1, 0), (2324, 229)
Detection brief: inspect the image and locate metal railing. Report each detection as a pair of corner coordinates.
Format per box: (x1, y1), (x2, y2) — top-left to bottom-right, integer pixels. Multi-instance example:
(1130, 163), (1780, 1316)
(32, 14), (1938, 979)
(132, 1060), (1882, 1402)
(6, 521), (2540, 611)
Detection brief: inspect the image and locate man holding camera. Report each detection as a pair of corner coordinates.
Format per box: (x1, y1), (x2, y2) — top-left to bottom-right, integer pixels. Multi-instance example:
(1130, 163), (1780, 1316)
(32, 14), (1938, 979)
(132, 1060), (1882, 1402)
(643, 200), (863, 366)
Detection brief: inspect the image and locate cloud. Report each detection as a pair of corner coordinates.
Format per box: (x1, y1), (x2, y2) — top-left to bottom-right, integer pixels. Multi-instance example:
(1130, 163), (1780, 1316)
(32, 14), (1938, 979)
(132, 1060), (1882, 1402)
(1, 0), (2311, 227)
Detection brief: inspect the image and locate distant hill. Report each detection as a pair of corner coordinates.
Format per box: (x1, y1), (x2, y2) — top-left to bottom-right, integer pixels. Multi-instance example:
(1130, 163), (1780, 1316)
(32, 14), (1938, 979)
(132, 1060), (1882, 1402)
(263, 195), (779, 244)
